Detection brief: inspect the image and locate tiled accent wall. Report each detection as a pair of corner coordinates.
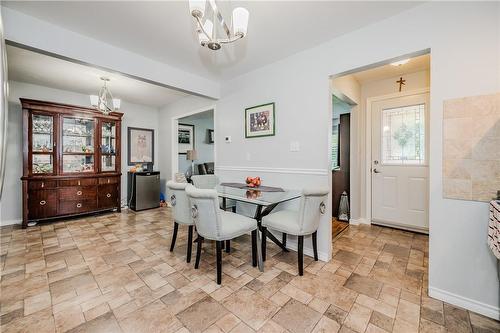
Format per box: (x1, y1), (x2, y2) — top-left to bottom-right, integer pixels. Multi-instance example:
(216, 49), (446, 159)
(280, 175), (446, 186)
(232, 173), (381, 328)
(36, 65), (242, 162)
(443, 93), (500, 202)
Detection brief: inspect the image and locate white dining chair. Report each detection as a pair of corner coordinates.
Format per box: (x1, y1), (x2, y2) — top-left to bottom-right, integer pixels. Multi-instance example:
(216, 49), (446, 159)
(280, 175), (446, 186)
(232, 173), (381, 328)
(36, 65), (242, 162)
(191, 174), (237, 253)
(185, 184), (258, 284)
(166, 180), (195, 263)
(261, 188), (329, 276)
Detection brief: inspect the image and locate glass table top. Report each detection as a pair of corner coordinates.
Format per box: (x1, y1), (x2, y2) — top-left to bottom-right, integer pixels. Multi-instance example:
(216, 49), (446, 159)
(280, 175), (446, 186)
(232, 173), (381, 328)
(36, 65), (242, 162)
(216, 185), (301, 206)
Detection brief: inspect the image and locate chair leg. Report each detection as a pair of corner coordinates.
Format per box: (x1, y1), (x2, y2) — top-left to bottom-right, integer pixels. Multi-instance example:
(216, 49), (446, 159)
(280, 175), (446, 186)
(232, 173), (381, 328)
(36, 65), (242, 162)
(186, 225), (193, 263)
(195, 236), (204, 269)
(225, 240), (230, 253)
(298, 235), (304, 276)
(216, 241), (223, 284)
(169, 222), (178, 252)
(312, 231), (318, 261)
(261, 227), (267, 261)
(231, 206), (236, 213)
(282, 233), (287, 247)
(251, 230), (257, 267)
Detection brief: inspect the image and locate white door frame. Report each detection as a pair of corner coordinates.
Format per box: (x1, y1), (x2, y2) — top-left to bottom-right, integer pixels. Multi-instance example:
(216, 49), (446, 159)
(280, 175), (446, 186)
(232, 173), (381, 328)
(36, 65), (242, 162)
(170, 105), (217, 180)
(364, 88), (430, 225)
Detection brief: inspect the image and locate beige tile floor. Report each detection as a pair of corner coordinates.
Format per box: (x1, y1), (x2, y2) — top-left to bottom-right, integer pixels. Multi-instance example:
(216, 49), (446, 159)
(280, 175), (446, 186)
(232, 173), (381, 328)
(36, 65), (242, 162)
(1, 208), (499, 333)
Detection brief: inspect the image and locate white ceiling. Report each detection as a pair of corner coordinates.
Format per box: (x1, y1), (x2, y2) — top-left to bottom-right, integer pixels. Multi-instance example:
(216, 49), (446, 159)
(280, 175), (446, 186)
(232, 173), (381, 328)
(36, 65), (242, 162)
(352, 54), (430, 84)
(3, 1), (423, 81)
(7, 45), (190, 108)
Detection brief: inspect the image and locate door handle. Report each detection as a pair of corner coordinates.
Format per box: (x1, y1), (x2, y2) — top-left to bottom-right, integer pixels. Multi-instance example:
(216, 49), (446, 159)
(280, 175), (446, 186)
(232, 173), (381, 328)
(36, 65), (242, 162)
(373, 169), (381, 173)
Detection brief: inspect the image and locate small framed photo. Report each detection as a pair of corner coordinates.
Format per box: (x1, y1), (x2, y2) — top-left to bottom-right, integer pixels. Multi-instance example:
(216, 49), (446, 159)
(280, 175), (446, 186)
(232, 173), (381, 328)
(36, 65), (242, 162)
(128, 127), (154, 165)
(208, 129), (214, 143)
(178, 123), (195, 154)
(245, 102), (275, 138)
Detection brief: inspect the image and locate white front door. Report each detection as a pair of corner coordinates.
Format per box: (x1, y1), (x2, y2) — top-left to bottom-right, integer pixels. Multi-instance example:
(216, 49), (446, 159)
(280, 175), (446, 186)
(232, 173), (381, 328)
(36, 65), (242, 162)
(371, 93), (429, 232)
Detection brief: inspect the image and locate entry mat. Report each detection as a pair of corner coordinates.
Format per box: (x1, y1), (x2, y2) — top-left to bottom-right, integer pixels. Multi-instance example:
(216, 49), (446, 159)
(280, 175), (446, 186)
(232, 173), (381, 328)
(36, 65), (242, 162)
(220, 182), (284, 192)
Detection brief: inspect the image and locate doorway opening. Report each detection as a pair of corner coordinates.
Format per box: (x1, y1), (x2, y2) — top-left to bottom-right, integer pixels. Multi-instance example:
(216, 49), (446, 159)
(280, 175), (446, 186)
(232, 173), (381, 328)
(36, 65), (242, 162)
(172, 108), (216, 183)
(330, 51), (430, 234)
(331, 95), (356, 239)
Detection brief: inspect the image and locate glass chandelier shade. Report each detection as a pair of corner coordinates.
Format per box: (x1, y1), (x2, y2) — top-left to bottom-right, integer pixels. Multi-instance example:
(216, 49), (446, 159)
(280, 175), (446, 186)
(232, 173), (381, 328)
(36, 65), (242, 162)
(189, 0), (249, 50)
(89, 77), (120, 115)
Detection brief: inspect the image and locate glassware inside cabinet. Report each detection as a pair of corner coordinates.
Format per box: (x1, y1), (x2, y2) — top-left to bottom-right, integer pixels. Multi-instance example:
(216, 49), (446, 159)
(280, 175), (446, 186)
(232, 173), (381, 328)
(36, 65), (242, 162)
(101, 122), (116, 154)
(33, 154), (53, 174)
(101, 155), (116, 172)
(62, 117), (94, 153)
(63, 155), (94, 173)
(32, 114), (53, 152)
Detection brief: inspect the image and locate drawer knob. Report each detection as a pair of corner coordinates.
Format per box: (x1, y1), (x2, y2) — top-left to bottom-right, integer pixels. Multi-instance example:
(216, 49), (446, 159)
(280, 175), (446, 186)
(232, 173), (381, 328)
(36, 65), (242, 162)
(39, 200), (46, 206)
(78, 180), (81, 186)
(106, 193), (111, 198)
(76, 203), (82, 208)
(41, 182), (44, 188)
(107, 179), (110, 183)
(77, 190), (82, 196)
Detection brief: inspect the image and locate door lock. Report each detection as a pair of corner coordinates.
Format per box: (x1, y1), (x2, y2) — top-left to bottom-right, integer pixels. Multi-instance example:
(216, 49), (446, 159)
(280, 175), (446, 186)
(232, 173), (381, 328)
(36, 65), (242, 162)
(373, 169), (381, 173)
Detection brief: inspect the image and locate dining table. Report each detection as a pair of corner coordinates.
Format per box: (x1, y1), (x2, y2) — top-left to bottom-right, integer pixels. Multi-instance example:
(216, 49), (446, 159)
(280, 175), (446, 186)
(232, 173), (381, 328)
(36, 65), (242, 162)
(216, 184), (302, 272)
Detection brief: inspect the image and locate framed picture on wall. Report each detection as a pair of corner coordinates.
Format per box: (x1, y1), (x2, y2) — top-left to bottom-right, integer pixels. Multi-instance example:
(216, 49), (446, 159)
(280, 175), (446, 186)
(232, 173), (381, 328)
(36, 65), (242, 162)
(128, 127), (154, 165)
(245, 102), (275, 138)
(178, 123), (195, 154)
(208, 129), (214, 143)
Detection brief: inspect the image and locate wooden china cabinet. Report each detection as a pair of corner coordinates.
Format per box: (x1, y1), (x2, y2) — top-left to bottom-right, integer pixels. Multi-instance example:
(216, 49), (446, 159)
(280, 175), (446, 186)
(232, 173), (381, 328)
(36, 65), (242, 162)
(20, 99), (123, 228)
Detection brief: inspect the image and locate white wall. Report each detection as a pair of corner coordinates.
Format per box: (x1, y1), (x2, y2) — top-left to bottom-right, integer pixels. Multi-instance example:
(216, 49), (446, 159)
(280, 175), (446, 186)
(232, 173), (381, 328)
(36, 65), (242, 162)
(213, 2), (499, 318)
(1, 81), (160, 225)
(178, 113), (214, 175)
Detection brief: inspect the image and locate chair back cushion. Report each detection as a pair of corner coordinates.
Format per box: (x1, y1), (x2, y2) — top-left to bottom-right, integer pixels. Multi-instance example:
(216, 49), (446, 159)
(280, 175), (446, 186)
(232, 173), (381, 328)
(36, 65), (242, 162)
(197, 164), (207, 175)
(185, 185), (222, 239)
(191, 175), (219, 189)
(166, 181), (193, 225)
(204, 162), (215, 174)
(298, 188), (329, 234)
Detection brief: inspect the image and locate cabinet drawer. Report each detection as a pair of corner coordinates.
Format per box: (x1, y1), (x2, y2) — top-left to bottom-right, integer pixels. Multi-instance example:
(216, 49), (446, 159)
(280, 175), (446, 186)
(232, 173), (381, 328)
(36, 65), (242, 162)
(59, 200), (97, 215)
(29, 180), (57, 190)
(28, 190), (57, 219)
(98, 177), (119, 185)
(58, 186), (97, 201)
(58, 178), (97, 187)
(98, 184), (119, 209)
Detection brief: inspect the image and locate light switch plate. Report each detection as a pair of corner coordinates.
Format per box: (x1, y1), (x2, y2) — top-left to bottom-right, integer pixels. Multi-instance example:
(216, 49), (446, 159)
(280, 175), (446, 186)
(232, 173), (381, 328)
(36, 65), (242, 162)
(290, 141), (300, 152)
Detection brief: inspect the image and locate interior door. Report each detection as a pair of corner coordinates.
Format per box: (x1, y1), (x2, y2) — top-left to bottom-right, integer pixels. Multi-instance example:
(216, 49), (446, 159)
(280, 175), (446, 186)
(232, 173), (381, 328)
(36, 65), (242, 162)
(371, 93), (429, 232)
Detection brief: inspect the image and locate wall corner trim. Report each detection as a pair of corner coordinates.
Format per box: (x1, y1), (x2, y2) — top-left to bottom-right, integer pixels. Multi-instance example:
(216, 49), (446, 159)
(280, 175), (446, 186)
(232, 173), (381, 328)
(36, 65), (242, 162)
(429, 286), (500, 320)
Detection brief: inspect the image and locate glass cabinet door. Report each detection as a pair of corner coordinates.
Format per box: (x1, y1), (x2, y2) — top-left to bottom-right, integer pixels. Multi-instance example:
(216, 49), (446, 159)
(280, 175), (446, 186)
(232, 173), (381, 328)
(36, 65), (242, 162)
(100, 121), (116, 172)
(32, 114), (54, 174)
(62, 117), (95, 173)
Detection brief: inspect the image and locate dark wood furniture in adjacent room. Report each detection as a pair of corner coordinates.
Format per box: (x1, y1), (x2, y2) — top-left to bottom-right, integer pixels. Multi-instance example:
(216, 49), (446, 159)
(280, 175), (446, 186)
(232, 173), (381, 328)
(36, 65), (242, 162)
(332, 113), (350, 218)
(20, 99), (123, 228)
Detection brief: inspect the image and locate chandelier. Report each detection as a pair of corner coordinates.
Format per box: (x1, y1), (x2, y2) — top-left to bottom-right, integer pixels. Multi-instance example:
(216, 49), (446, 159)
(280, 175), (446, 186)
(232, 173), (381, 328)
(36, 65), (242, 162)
(89, 77), (121, 115)
(189, 0), (249, 51)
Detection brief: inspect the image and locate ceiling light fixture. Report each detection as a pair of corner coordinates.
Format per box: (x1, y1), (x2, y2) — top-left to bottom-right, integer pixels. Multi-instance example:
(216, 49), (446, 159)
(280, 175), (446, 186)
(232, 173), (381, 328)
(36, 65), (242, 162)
(189, 0), (249, 51)
(90, 77), (120, 115)
(390, 59), (410, 67)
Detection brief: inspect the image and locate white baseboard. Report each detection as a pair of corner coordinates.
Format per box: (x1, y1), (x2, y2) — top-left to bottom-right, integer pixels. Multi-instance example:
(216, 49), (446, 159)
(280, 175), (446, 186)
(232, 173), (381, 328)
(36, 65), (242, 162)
(350, 218), (369, 225)
(429, 286), (500, 320)
(1, 218), (22, 226)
